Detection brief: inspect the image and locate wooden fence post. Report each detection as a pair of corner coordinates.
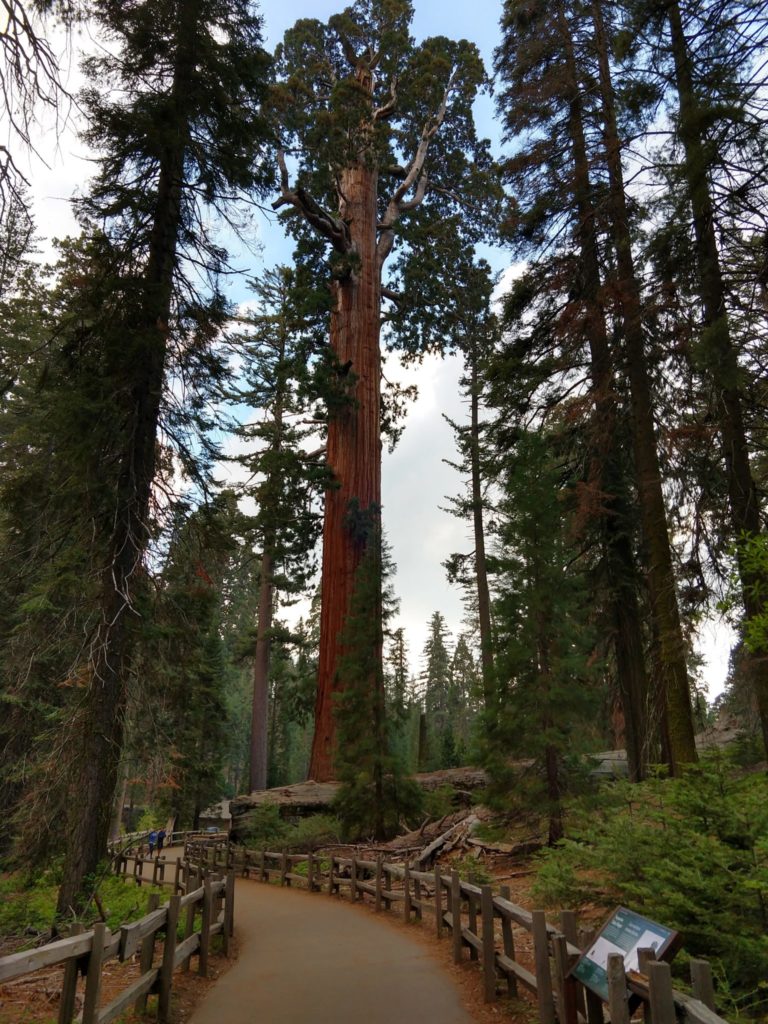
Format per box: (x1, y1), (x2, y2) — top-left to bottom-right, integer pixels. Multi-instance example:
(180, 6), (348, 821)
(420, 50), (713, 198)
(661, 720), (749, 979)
(648, 961), (675, 1024)
(223, 870), (235, 954)
(451, 870), (463, 964)
(375, 855), (383, 912)
(481, 885), (497, 1003)
(328, 856), (335, 896)
(82, 923), (109, 1024)
(280, 849), (288, 887)
(158, 894), (181, 1023)
(174, 857), (182, 895)
(638, 948), (656, 1024)
(500, 885), (517, 998)
(607, 953), (630, 1024)
(183, 895), (196, 973)
(690, 959), (715, 1011)
(307, 851), (315, 892)
(403, 863), (412, 922)
(136, 892), (160, 1014)
(468, 891), (479, 962)
(57, 922), (84, 1024)
(198, 877), (213, 978)
(434, 865), (443, 938)
(414, 872), (422, 921)
(382, 864), (391, 910)
(532, 911), (556, 1024)
(351, 857), (358, 901)
(553, 932), (578, 1024)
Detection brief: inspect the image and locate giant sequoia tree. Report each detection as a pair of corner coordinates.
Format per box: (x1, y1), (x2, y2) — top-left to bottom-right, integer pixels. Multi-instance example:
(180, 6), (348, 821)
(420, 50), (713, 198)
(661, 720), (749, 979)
(37, 0), (272, 916)
(272, 0), (497, 781)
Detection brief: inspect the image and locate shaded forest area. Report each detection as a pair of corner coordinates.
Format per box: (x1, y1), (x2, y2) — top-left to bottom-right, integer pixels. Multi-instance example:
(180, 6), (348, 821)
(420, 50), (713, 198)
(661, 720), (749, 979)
(1, 0), (768, 1007)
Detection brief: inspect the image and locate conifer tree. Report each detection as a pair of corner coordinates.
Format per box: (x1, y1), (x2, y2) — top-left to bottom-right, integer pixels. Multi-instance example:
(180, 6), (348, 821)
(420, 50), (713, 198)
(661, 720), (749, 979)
(420, 611), (455, 770)
(272, 0), (498, 780)
(495, 0), (697, 775)
(333, 512), (420, 837)
(137, 495), (238, 829)
(443, 257), (499, 714)
(487, 430), (600, 844)
(226, 266), (326, 792)
(16, 0), (275, 916)
(650, 0), (768, 755)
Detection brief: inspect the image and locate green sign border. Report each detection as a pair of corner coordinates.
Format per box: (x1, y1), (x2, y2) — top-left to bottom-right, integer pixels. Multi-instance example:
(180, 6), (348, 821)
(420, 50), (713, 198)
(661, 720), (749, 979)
(570, 906), (680, 1002)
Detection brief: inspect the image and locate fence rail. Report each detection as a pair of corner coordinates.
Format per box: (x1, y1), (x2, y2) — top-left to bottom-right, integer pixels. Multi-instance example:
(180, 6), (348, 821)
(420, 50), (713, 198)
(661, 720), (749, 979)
(0, 853), (233, 1024)
(185, 838), (727, 1024)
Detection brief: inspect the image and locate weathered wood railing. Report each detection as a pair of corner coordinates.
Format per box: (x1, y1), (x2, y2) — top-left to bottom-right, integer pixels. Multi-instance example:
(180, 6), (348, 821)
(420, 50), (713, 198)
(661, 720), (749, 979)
(0, 856), (233, 1024)
(186, 838), (727, 1024)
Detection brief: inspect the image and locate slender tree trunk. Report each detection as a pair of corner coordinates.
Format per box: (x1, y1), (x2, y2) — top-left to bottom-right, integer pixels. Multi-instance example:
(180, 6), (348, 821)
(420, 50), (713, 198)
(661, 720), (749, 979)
(591, 0), (697, 773)
(469, 351), (496, 711)
(559, 7), (651, 779)
(666, 0), (768, 753)
(55, 0), (199, 918)
(109, 762), (128, 842)
(308, 152), (382, 781)
(250, 550), (273, 792)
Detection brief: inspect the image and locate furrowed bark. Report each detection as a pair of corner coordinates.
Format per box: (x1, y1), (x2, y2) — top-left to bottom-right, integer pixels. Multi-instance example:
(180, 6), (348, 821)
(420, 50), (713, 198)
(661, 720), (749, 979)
(666, 0), (768, 753)
(55, 0), (200, 918)
(591, 0), (697, 772)
(559, 4), (651, 779)
(308, 149), (382, 782)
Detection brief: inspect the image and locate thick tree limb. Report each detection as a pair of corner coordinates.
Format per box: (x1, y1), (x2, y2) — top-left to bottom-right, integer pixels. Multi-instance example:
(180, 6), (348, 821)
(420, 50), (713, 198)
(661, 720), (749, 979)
(272, 149), (351, 253)
(376, 66), (458, 268)
(381, 285), (403, 304)
(373, 75), (398, 121)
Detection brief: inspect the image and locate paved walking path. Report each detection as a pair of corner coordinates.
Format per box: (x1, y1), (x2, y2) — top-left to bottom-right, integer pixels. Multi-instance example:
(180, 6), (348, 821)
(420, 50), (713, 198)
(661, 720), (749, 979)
(188, 877), (476, 1024)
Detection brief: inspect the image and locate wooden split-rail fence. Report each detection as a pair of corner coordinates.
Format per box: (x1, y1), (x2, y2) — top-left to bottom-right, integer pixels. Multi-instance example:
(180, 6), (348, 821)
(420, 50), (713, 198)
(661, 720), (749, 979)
(186, 836), (728, 1024)
(0, 848), (232, 1024)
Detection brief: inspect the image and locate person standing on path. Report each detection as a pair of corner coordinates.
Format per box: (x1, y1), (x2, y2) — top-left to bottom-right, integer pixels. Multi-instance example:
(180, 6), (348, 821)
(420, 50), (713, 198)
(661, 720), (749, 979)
(157, 828), (166, 856)
(148, 830), (157, 857)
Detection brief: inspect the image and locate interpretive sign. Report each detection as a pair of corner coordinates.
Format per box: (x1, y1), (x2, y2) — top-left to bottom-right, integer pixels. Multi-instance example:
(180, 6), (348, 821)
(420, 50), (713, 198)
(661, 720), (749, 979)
(570, 907), (679, 1001)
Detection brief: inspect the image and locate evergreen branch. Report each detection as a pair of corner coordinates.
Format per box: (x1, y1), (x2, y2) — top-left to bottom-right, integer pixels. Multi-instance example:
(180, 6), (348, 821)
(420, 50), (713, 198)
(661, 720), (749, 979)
(272, 148), (351, 253)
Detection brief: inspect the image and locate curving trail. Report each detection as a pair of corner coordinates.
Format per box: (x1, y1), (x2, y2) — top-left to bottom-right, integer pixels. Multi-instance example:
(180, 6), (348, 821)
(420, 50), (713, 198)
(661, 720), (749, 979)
(188, 877), (476, 1024)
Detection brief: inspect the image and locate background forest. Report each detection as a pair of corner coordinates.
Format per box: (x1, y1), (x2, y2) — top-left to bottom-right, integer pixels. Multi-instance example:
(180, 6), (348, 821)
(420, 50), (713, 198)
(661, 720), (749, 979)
(1, 2), (768, 1003)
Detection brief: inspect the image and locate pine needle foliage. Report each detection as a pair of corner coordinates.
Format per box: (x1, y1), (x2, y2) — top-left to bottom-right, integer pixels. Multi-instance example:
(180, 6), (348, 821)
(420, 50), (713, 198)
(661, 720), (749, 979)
(333, 505), (421, 840)
(534, 757), (768, 1016)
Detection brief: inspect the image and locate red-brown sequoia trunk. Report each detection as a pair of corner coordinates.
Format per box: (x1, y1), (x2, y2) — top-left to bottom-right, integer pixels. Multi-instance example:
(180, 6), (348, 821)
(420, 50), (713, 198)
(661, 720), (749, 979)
(308, 160), (381, 782)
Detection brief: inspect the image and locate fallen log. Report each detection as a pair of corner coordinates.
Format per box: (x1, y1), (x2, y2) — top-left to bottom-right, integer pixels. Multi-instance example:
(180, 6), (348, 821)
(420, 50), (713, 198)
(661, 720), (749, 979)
(415, 814), (479, 867)
(465, 837), (543, 858)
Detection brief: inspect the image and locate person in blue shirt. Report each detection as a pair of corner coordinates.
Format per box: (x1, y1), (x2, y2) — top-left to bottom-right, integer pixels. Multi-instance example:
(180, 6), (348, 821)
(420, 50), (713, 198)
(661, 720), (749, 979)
(148, 830), (157, 856)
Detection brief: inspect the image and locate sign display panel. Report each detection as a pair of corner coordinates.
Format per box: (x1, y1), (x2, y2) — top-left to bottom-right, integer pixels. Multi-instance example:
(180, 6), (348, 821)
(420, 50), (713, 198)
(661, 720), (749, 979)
(570, 907), (679, 1001)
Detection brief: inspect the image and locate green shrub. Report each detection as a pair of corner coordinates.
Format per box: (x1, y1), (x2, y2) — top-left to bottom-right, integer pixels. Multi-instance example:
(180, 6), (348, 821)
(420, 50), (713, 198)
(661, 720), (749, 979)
(531, 758), (768, 1015)
(285, 815), (342, 851)
(452, 854), (493, 886)
(0, 870), (164, 945)
(241, 802), (290, 849)
(423, 785), (457, 819)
